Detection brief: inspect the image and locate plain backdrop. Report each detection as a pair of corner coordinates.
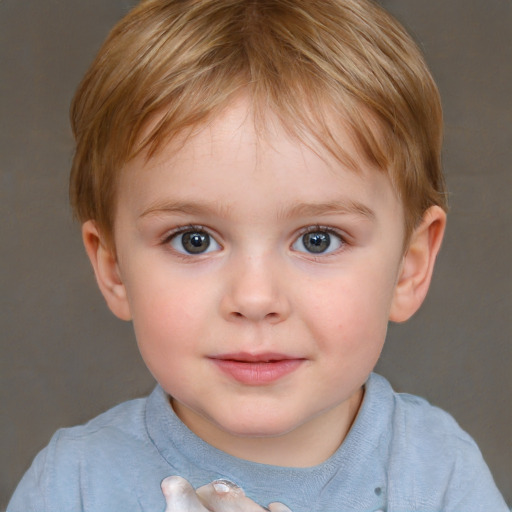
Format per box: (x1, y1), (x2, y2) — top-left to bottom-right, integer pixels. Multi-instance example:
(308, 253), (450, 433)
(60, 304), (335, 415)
(1, 0), (511, 508)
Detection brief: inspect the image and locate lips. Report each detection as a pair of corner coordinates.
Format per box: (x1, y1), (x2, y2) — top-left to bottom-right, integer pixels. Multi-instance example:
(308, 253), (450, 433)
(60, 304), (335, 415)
(209, 352), (304, 385)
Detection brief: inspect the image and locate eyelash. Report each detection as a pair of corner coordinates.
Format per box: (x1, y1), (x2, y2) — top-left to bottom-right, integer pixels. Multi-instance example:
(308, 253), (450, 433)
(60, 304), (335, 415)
(294, 225), (349, 254)
(299, 224), (346, 238)
(161, 224), (220, 257)
(162, 224), (208, 244)
(160, 224), (349, 257)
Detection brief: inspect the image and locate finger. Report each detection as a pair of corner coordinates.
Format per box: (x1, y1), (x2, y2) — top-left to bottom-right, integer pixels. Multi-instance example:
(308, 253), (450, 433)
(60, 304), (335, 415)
(268, 502), (293, 512)
(161, 476), (207, 512)
(196, 480), (267, 511)
(196, 479), (245, 500)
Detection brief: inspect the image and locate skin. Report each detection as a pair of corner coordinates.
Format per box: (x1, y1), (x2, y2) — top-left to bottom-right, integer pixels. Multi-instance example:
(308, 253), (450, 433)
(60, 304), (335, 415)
(84, 97), (446, 471)
(161, 476), (291, 511)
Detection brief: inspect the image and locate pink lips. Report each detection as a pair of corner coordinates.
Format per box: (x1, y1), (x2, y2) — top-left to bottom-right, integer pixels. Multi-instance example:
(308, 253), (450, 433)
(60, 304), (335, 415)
(209, 352), (304, 385)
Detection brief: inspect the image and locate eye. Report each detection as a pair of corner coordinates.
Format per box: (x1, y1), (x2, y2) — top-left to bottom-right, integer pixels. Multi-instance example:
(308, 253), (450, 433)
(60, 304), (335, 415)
(292, 228), (344, 255)
(169, 228), (221, 255)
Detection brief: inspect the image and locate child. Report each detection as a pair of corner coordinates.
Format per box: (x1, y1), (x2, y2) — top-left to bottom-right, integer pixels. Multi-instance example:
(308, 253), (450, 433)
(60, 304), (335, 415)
(8, 0), (508, 510)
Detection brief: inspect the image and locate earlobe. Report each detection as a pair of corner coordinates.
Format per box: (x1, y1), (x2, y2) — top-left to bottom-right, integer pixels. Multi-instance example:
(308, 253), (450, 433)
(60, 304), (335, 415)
(389, 206), (446, 323)
(82, 220), (132, 321)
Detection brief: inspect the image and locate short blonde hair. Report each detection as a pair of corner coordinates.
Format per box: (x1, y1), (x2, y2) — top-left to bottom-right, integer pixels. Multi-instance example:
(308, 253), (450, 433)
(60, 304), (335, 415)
(70, 0), (447, 248)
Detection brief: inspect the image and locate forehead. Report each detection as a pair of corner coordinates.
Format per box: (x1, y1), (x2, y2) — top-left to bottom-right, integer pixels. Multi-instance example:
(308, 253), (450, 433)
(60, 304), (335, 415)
(117, 97), (403, 224)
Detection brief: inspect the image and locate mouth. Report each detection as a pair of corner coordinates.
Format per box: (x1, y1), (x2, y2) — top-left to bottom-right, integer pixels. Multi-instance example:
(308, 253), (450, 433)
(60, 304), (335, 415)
(208, 352), (305, 385)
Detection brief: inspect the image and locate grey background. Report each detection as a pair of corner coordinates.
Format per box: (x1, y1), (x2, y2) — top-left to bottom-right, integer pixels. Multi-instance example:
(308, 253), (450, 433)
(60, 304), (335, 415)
(1, 0), (510, 508)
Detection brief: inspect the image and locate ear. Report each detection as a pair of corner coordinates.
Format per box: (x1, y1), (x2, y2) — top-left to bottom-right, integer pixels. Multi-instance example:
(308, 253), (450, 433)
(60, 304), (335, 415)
(82, 220), (132, 321)
(389, 206), (446, 323)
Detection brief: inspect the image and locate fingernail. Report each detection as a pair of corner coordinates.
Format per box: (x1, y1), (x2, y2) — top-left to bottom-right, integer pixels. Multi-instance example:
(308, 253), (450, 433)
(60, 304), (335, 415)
(213, 481), (230, 493)
(212, 479), (238, 493)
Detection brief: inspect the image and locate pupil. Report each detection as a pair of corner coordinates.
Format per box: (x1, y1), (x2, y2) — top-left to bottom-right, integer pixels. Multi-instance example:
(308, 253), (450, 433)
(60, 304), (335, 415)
(182, 231), (210, 253)
(304, 232), (330, 253)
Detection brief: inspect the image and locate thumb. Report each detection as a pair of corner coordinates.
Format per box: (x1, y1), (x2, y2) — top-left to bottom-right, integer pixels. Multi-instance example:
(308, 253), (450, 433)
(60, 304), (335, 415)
(161, 476), (207, 512)
(268, 503), (293, 512)
(196, 479), (266, 511)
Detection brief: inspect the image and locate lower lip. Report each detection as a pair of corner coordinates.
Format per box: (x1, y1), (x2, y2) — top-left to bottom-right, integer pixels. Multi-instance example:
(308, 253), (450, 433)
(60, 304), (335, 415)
(210, 358), (304, 385)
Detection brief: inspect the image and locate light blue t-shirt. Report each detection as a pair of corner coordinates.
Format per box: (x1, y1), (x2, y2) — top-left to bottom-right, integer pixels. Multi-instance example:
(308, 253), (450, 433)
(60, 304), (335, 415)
(8, 373), (508, 512)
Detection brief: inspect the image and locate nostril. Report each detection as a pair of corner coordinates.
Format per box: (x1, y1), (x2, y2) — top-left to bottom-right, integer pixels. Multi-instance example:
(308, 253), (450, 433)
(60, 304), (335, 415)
(229, 311), (280, 321)
(264, 312), (283, 324)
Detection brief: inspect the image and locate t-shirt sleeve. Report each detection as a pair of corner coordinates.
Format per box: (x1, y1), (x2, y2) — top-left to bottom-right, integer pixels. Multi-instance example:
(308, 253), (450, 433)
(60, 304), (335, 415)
(390, 391), (509, 511)
(441, 439), (509, 512)
(7, 429), (84, 512)
(8, 444), (51, 512)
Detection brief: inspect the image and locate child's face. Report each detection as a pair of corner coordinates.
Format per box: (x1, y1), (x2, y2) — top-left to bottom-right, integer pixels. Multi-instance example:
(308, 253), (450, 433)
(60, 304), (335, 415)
(110, 98), (406, 456)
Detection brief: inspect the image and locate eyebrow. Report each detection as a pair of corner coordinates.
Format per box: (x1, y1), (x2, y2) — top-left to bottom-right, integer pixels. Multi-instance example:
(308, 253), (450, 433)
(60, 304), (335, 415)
(139, 199), (375, 222)
(139, 200), (232, 219)
(278, 201), (376, 221)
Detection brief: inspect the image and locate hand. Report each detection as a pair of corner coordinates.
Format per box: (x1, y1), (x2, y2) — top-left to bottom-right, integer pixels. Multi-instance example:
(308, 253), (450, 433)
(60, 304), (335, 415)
(161, 476), (292, 512)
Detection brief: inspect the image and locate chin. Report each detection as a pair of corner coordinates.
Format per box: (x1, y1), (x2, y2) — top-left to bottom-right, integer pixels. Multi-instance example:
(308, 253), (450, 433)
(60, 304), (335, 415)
(215, 413), (302, 439)
(228, 426), (289, 439)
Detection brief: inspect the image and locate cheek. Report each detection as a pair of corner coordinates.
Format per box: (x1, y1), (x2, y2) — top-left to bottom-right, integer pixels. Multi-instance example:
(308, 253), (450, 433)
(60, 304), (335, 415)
(301, 267), (394, 351)
(309, 285), (389, 392)
(127, 277), (210, 362)
(131, 295), (204, 394)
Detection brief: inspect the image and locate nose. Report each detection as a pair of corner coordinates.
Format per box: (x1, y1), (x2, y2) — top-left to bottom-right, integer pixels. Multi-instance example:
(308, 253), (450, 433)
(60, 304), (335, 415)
(220, 253), (291, 324)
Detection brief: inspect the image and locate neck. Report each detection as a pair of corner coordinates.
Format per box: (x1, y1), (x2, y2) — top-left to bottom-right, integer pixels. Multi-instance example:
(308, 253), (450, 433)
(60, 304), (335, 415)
(171, 387), (364, 467)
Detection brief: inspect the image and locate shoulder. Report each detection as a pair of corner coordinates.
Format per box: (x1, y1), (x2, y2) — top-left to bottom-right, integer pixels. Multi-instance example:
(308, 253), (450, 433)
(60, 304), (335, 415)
(367, 374), (508, 510)
(8, 391), (163, 512)
(42, 394), (151, 468)
(393, 386), (476, 450)
(367, 373), (479, 453)
(55, 393), (148, 443)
